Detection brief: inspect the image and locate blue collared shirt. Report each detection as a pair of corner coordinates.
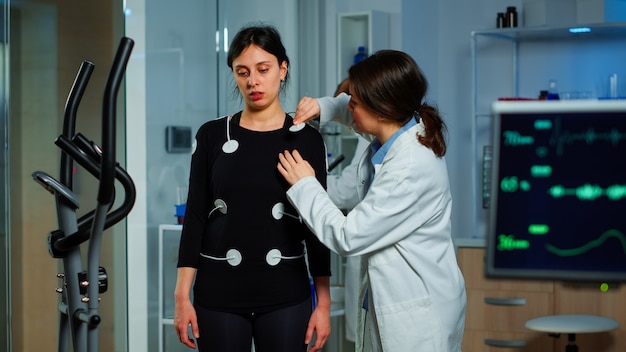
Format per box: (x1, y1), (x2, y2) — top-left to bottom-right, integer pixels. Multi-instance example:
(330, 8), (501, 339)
(369, 116), (418, 180)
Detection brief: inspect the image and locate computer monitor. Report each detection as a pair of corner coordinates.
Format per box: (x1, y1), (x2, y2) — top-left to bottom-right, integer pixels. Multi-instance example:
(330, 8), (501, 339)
(486, 100), (626, 283)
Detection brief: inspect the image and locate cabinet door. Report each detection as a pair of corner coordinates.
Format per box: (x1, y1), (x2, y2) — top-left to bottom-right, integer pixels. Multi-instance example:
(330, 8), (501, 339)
(458, 247), (554, 292)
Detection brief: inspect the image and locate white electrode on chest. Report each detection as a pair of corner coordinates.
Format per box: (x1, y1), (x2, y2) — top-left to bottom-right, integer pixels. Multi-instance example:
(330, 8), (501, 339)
(222, 115), (240, 153)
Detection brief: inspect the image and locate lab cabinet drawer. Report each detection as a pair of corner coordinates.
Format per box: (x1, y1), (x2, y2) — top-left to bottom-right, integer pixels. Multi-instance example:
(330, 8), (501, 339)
(465, 288), (553, 332)
(463, 331), (554, 351)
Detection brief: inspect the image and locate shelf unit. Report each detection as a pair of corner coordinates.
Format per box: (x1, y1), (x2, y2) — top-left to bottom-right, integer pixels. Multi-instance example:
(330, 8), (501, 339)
(469, 21), (626, 239)
(336, 10), (389, 82)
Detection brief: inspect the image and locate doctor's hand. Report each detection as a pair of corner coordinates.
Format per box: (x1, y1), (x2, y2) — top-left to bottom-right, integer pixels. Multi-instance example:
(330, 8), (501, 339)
(293, 97), (321, 125)
(277, 150), (315, 186)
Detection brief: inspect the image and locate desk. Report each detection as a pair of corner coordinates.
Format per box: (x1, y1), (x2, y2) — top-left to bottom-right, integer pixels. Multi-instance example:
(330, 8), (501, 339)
(525, 314), (619, 352)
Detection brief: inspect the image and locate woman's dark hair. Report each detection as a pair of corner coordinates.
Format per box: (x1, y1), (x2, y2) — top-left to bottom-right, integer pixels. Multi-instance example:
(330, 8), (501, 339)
(227, 24), (290, 90)
(348, 50), (447, 156)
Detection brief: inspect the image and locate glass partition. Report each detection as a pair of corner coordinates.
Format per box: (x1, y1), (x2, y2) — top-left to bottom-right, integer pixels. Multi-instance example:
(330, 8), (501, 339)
(134, 1), (302, 349)
(1, 0), (9, 351)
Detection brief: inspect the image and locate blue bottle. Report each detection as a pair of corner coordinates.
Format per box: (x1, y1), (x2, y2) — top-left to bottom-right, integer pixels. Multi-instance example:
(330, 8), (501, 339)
(354, 46), (368, 64)
(546, 80), (560, 100)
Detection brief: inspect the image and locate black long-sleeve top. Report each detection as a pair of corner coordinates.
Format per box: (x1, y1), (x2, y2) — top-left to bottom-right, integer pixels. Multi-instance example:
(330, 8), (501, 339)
(177, 112), (331, 314)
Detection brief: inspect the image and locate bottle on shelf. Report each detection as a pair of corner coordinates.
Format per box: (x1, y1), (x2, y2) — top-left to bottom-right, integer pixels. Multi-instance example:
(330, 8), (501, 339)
(546, 80), (560, 100)
(609, 73), (618, 99)
(354, 46), (368, 64)
(496, 13), (506, 28)
(505, 6), (518, 28)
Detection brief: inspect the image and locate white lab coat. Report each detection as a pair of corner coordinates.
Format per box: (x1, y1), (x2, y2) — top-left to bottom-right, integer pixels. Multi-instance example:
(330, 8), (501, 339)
(286, 94), (466, 351)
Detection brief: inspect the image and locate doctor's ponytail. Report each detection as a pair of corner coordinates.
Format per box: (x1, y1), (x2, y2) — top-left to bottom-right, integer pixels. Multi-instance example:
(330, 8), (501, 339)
(417, 103), (447, 157)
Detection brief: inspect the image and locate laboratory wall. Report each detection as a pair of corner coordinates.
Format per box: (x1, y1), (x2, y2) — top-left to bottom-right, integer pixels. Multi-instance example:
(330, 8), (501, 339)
(412, 0), (526, 241)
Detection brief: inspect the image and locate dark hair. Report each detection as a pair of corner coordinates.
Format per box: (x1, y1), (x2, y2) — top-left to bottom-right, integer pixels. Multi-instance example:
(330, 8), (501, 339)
(348, 50), (447, 156)
(334, 78), (350, 97)
(227, 24), (290, 90)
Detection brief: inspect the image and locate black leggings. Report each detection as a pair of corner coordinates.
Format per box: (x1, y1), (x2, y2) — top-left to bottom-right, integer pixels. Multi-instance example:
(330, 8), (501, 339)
(195, 298), (312, 352)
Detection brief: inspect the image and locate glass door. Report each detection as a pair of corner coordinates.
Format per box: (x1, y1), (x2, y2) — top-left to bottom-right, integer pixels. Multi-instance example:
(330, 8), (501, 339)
(123, 0), (303, 350)
(0, 0), (9, 351)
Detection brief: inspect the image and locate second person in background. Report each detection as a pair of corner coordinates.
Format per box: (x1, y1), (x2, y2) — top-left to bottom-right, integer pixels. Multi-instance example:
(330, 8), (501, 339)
(326, 78), (369, 344)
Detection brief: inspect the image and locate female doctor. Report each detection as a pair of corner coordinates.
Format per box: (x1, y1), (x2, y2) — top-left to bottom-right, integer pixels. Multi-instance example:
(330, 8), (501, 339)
(277, 50), (466, 351)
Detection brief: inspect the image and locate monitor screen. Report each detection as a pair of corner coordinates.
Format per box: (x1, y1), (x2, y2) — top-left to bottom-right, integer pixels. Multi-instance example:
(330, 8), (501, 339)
(486, 100), (626, 283)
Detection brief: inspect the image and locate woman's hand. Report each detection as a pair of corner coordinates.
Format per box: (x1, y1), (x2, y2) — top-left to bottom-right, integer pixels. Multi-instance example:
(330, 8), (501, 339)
(174, 267), (199, 349)
(306, 276), (331, 351)
(277, 150), (315, 186)
(305, 304), (331, 352)
(174, 298), (199, 349)
(293, 97), (321, 125)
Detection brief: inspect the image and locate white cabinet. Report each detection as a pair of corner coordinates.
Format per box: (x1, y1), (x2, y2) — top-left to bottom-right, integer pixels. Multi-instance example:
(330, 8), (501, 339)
(158, 224), (193, 352)
(337, 10), (389, 81)
(469, 22), (626, 239)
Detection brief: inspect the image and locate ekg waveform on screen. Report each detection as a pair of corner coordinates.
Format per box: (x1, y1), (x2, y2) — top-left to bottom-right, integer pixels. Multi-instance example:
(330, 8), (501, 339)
(545, 229), (626, 257)
(549, 117), (626, 156)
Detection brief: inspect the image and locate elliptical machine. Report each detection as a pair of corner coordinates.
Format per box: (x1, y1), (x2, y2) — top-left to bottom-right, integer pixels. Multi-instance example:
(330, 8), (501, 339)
(32, 37), (136, 352)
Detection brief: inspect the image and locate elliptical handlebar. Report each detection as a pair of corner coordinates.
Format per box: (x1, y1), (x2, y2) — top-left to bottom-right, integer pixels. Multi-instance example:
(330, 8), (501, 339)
(53, 133), (136, 251)
(99, 37), (134, 206)
(61, 61), (95, 187)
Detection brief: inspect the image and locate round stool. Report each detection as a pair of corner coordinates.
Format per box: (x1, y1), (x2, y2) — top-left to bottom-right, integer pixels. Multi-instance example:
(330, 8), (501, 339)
(525, 314), (619, 352)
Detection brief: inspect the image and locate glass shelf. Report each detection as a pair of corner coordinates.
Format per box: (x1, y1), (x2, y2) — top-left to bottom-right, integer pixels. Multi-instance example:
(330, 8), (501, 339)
(471, 21), (626, 41)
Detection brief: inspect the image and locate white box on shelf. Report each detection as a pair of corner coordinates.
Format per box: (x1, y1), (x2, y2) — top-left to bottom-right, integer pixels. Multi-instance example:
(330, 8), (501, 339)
(522, 0), (577, 27)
